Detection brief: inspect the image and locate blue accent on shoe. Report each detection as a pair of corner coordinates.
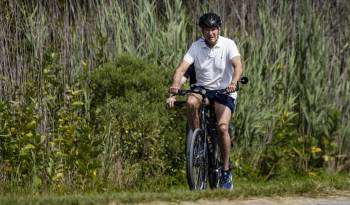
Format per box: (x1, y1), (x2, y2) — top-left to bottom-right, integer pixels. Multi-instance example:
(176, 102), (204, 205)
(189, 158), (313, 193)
(220, 169), (233, 190)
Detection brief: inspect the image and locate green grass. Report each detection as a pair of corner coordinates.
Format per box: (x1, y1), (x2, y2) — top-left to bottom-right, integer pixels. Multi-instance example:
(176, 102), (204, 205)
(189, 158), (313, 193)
(1, 173), (350, 205)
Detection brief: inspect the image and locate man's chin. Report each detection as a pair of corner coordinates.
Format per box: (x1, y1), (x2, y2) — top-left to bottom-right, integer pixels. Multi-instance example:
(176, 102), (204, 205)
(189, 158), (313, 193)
(209, 39), (217, 45)
(204, 38), (218, 47)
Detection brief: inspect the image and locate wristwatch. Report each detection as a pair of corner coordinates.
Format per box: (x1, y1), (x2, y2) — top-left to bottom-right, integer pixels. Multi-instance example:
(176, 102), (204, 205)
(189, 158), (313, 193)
(231, 81), (237, 86)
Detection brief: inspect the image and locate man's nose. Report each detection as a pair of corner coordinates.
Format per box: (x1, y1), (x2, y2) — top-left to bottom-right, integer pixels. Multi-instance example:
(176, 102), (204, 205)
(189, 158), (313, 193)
(208, 30), (215, 36)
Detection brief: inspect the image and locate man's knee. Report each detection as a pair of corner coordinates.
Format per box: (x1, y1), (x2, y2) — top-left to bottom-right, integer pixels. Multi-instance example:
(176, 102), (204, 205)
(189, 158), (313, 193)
(217, 123), (229, 135)
(186, 96), (200, 109)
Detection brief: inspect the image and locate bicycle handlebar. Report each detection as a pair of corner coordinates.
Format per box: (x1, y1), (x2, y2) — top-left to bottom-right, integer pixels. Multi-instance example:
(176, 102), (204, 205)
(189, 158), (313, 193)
(168, 77), (248, 108)
(171, 76), (249, 96)
(174, 88), (229, 97)
(172, 89), (224, 108)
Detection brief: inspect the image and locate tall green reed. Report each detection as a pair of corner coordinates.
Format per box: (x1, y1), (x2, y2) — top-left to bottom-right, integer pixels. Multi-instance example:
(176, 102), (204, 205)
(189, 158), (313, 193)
(233, 0), (350, 178)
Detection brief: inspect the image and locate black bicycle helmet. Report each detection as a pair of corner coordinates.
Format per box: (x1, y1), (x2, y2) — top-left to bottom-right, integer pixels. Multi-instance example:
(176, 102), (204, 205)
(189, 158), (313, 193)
(199, 12), (222, 28)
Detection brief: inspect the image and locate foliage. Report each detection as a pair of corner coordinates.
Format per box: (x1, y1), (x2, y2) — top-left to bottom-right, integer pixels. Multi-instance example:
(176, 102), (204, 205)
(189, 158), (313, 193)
(0, 51), (101, 192)
(90, 54), (185, 188)
(0, 82), (44, 189)
(232, 1), (349, 179)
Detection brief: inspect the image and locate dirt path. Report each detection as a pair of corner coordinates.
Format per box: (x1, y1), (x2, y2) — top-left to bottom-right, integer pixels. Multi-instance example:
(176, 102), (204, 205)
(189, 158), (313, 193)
(180, 196), (350, 205)
(135, 192), (350, 205)
(138, 197), (350, 205)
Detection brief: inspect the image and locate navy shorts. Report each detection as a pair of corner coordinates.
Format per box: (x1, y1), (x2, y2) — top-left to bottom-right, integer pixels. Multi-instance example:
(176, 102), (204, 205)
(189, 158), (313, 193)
(191, 86), (236, 113)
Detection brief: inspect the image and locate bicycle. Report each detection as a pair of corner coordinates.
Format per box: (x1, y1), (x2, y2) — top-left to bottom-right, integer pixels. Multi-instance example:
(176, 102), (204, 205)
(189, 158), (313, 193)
(172, 77), (248, 190)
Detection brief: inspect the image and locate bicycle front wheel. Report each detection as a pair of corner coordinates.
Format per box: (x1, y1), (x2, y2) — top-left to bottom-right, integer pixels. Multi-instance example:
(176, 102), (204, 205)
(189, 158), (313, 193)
(208, 140), (222, 189)
(186, 128), (208, 190)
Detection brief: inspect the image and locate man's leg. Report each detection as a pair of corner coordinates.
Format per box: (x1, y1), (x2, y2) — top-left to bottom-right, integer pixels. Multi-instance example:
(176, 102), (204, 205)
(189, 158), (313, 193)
(214, 101), (234, 189)
(186, 94), (202, 129)
(214, 102), (232, 171)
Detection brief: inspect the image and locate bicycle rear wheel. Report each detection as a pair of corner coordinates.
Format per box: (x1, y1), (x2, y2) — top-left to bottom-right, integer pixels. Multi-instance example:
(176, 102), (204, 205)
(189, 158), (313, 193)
(186, 128), (208, 190)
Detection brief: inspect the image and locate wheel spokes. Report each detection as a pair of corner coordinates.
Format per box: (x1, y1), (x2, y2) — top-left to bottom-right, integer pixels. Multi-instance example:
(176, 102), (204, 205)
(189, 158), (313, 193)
(192, 137), (206, 189)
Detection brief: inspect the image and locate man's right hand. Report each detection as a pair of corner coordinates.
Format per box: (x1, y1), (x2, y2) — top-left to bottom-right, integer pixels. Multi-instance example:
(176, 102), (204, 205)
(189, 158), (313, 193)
(169, 85), (180, 94)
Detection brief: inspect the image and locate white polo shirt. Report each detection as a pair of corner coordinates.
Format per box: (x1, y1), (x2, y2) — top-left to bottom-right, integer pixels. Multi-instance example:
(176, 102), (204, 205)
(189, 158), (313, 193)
(183, 36), (240, 98)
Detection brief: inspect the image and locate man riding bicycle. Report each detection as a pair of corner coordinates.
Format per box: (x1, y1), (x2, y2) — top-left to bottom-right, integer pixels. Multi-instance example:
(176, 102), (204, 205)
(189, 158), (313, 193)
(169, 12), (243, 190)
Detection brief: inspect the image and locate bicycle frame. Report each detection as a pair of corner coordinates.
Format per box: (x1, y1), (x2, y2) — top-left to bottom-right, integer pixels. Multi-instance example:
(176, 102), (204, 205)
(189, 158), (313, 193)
(171, 76), (249, 190)
(176, 88), (224, 189)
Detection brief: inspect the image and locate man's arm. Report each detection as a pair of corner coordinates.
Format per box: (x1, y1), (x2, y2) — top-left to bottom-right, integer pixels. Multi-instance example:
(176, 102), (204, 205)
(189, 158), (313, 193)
(231, 56), (243, 84)
(170, 61), (191, 93)
(167, 61), (191, 107)
(227, 56), (243, 92)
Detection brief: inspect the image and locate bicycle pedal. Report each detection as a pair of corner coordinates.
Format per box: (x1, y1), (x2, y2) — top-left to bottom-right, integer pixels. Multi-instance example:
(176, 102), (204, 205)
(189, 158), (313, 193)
(207, 136), (212, 144)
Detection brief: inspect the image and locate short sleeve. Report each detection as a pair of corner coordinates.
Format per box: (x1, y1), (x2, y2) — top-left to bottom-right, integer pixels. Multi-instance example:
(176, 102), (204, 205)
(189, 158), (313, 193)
(183, 43), (195, 64)
(228, 40), (240, 60)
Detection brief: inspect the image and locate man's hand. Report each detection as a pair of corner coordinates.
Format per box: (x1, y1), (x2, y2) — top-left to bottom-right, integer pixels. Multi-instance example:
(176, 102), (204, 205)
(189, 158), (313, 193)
(168, 85), (180, 108)
(226, 81), (237, 93)
(169, 85), (180, 94)
(166, 95), (177, 108)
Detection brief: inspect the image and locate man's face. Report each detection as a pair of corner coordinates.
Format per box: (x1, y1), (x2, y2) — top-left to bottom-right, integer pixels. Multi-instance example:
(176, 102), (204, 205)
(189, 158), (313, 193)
(202, 27), (219, 47)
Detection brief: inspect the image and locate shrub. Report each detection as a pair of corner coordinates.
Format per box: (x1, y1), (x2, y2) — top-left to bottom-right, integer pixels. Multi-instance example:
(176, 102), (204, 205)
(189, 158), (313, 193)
(90, 54), (185, 188)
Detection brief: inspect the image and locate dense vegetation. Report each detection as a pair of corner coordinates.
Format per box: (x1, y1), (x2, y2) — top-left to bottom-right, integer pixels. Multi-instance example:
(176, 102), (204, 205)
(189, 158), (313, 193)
(0, 0), (349, 193)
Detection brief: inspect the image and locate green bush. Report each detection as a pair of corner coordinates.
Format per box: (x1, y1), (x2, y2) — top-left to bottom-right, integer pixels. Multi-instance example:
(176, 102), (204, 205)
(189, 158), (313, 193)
(90, 54), (186, 188)
(0, 53), (186, 192)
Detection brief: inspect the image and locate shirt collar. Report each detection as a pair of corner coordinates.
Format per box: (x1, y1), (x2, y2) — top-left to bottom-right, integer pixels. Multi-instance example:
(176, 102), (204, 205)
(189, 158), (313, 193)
(200, 36), (223, 48)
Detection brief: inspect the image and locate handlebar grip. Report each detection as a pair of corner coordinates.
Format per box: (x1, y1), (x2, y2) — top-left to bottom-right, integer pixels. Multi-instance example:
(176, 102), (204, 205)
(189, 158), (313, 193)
(170, 90), (187, 96)
(235, 76), (248, 91)
(174, 101), (186, 107)
(236, 84), (240, 91)
(240, 76), (249, 84)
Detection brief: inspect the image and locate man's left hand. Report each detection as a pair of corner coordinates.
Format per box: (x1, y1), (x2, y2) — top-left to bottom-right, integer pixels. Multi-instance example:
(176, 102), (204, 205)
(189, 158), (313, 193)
(226, 81), (237, 93)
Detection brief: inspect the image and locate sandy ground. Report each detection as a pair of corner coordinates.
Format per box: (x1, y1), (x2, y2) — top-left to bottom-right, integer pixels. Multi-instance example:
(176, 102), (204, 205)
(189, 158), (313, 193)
(132, 191), (350, 205)
(179, 197), (350, 205)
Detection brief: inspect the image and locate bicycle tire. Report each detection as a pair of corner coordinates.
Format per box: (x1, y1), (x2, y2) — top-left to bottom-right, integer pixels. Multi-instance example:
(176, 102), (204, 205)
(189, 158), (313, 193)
(186, 128), (207, 190)
(208, 140), (222, 189)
